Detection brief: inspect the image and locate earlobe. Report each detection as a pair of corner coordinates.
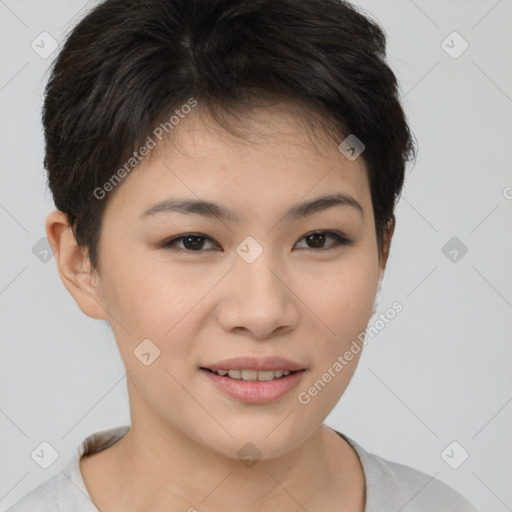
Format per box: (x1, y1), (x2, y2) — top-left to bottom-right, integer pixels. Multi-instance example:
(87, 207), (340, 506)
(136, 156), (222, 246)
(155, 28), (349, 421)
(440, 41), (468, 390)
(45, 210), (108, 320)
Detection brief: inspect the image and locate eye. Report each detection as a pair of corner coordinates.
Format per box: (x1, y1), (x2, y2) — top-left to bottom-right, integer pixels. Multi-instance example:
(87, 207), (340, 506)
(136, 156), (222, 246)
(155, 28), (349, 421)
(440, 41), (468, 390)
(160, 230), (353, 253)
(160, 233), (217, 252)
(294, 230), (353, 251)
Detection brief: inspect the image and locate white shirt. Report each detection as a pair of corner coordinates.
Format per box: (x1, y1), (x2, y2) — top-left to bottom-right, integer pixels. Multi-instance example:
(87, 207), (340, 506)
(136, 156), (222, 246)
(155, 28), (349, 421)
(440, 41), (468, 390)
(6, 425), (480, 511)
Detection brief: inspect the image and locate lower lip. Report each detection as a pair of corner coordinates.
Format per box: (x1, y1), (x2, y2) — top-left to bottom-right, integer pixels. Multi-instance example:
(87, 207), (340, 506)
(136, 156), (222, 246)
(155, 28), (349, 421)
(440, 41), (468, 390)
(200, 369), (306, 404)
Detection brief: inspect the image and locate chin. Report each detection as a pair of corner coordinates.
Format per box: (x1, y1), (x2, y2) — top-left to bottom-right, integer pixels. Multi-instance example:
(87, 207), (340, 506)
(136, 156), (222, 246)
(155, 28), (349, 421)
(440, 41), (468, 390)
(195, 419), (313, 462)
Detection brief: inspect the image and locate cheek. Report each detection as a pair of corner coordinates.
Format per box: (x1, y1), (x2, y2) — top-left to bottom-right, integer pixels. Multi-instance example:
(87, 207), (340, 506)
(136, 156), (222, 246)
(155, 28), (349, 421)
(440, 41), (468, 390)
(98, 243), (196, 334)
(294, 253), (378, 421)
(310, 251), (379, 345)
(98, 248), (220, 387)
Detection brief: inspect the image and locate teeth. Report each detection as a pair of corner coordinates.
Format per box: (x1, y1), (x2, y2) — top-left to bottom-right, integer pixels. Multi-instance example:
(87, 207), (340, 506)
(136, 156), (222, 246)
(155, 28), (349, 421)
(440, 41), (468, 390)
(213, 369), (294, 381)
(254, 370), (275, 381)
(241, 369), (258, 381)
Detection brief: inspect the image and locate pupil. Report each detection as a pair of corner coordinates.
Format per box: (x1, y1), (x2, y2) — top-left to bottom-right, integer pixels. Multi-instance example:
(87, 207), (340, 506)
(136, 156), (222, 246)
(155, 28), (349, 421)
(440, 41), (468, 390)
(184, 236), (203, 250)
(307, 233), (325, 248)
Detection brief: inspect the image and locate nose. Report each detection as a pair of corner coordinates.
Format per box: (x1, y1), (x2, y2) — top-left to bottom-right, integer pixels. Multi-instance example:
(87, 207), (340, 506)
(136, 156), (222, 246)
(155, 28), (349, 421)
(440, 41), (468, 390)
(216, 252), (300, 340)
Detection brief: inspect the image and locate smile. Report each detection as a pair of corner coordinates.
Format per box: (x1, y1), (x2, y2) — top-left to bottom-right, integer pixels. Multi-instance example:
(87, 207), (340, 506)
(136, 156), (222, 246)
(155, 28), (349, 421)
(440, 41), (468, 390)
(201, 368), (294, 381)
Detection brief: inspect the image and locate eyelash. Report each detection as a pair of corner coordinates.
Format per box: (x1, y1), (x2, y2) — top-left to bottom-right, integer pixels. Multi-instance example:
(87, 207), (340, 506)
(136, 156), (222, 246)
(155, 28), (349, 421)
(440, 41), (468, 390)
(160, 231), (354, 254)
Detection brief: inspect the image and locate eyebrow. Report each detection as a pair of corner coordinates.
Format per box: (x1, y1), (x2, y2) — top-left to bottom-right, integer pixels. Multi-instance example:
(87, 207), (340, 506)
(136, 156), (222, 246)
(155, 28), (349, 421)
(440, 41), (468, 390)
(140, 193), (364, 222)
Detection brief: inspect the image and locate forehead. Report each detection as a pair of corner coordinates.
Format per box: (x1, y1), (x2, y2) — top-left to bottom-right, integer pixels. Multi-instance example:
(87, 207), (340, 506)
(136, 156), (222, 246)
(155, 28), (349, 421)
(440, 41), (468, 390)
(103, 105), (371, 221)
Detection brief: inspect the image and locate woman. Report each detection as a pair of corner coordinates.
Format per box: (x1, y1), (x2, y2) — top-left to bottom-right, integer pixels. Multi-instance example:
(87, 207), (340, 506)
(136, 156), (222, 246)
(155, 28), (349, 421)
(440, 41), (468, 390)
(7, 0), (479, 510)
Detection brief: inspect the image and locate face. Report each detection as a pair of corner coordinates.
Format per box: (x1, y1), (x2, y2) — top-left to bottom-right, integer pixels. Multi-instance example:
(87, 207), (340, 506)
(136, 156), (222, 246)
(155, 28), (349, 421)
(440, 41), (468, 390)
(71, 105), (390, 459)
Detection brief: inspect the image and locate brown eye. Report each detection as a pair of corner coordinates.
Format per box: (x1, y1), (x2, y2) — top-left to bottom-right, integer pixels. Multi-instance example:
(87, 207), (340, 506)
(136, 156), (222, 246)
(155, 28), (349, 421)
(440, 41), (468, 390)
(294, 231), (353, 251)
(161, 234), (217, 252)
(160, 230), (353, 254)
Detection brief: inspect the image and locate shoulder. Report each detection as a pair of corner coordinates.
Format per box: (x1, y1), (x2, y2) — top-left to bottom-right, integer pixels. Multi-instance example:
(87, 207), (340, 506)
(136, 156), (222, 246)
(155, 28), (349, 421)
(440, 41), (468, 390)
(5, 475), (58, 512)
(5, 425), (129, 512)
(5, 457), (98, 512)
(371, 453), (480, 512)
(334, 430), (480, 512)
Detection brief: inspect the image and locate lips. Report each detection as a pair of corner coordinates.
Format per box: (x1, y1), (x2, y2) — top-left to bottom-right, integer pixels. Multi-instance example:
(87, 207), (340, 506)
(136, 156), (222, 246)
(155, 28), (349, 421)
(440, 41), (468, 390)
(199, 356), (307, 403)
(200, 367), (306, 403)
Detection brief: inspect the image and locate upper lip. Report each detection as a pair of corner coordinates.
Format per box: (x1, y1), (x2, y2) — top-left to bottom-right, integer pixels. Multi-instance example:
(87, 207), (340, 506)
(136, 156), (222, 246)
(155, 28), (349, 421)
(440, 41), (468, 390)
(201, 356), (305, 372)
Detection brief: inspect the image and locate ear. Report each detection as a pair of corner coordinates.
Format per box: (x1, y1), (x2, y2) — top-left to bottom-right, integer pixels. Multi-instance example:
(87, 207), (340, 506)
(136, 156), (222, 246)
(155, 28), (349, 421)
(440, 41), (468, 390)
(45, 210), (108, 320)
(377, 216), (396, 281)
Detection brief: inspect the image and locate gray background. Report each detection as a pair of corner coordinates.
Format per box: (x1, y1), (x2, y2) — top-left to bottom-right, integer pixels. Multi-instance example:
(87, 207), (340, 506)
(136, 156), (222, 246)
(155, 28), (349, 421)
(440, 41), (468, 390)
(1, 0), (511, 510)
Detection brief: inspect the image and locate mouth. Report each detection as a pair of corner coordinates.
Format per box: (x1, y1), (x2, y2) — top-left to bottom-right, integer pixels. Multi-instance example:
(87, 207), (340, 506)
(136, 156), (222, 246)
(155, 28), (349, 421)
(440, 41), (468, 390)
(198, 356), (307, 403)
(198, 365), (306, 404)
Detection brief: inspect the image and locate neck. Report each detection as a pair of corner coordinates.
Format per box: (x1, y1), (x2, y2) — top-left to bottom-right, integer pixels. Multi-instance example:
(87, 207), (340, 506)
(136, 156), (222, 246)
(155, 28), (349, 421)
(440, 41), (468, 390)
(81, 384), (365, 511)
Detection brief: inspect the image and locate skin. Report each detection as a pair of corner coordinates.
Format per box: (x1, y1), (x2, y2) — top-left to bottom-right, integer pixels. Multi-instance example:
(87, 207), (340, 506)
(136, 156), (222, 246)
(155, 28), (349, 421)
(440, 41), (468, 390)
(46, 103), (395, 511)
